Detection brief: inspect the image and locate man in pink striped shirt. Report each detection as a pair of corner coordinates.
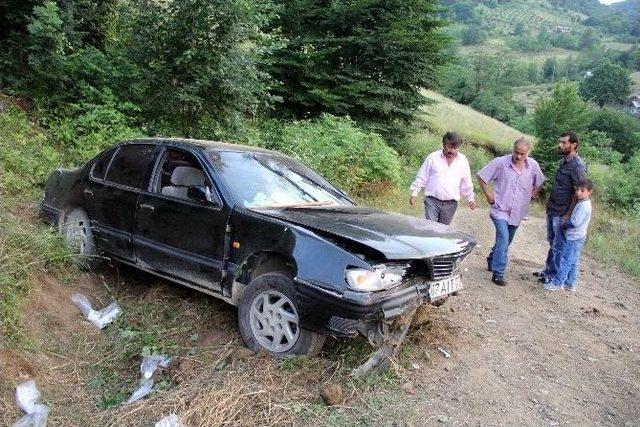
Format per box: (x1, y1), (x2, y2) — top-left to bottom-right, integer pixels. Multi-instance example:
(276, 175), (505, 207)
(409, 132), (477, 225)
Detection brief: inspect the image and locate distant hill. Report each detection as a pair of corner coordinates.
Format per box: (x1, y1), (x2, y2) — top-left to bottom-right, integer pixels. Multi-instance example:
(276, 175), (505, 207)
(610, 0), (640, 21)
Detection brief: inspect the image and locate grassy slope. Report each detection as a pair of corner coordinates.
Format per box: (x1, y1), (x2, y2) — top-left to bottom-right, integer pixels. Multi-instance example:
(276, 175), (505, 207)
(421, 90), (527, 153)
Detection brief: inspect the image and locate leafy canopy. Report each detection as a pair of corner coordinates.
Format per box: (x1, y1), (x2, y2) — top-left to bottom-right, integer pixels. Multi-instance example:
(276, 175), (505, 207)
(579, 62), (632, 107)
(268, 0), (450, 137)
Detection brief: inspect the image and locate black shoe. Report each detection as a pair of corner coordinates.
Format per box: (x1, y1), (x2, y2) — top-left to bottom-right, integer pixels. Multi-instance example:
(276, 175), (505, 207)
(492, 276), (507, 286)
(537, 276), (551, 284)
(533, 271), (545, 277)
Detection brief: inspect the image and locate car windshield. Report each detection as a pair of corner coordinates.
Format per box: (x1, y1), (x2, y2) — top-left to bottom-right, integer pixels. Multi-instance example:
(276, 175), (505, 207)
(209, 151), (354, 209)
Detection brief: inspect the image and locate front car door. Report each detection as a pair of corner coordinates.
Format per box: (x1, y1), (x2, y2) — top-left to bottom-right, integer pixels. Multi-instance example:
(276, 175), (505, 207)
(135, 145), (230, 293)
(83, 143), (159, 261)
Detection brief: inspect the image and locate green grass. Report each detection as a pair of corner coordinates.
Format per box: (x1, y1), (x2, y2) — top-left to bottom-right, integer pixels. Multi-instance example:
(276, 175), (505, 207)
(588, 208), (640, 277)
(421, 90), (529, 154)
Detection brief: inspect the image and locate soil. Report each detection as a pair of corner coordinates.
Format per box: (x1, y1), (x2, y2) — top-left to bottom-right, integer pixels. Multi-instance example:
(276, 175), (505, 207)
(402, 207), (640, 426)
(2, 206), (639, 426)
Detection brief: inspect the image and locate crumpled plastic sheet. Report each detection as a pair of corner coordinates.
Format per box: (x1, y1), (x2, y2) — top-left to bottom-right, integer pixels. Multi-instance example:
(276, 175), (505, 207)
(154, 413), (184, 427)
(125, 354), (172, 404)
(13, 380), (49, 427)
(71, 293), (121, 329)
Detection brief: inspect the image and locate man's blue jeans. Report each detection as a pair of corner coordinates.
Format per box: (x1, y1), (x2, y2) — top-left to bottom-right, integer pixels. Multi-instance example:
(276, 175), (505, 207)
(488, 217), (519, 280)
(553, 237), (586, 288)
(543, 215), (565, 278)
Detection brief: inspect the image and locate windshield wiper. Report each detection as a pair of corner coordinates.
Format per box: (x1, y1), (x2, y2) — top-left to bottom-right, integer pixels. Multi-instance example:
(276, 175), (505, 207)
(249, 200), (336, 210)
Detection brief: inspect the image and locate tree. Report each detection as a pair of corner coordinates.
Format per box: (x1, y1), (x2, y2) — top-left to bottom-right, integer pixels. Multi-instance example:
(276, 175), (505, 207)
(268, 0), (450, 137)
(532, 84), (591, 184)
(589, 108), (640, 160)
(119, 0), (275, 135)
(579, 62), (632, 107)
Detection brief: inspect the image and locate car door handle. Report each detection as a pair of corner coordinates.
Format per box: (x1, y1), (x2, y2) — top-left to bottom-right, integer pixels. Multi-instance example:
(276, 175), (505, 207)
(139, 203), (155, 211)
(83, 188), (94, 196)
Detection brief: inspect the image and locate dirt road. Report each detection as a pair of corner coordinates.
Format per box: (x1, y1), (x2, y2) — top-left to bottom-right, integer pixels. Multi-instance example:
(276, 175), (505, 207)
(407, 208), (640, 426)
(2, 206), (639, 426)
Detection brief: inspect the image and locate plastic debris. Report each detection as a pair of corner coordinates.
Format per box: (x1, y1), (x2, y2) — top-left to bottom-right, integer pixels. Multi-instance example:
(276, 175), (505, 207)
(155, 414), (184, 427)
(71, 293), (121, 329)
(126, 354), (172, 404)
(141, 354), (171, 380)
(13, 380), (49, 427)
(126, 379), (154, 404)
(437, 347), (451, 358)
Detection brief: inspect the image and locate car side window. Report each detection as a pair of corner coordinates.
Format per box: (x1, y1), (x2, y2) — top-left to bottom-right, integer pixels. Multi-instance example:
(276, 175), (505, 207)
(105, 144), (157, 190)
(90, 148), (116, 180)
(155, 148), (218, 204)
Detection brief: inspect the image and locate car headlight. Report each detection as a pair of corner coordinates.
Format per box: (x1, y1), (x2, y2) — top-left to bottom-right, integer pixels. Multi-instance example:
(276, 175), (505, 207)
(345, 264), (406, 292)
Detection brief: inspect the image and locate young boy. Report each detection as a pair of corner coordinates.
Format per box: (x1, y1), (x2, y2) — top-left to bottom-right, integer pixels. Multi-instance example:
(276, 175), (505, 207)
(544, 179), (593, 291)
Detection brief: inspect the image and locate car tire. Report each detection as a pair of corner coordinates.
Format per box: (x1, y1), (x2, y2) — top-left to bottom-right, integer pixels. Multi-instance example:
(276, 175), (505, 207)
(238, 272), (325, 357)
(61, 208), (101, 269)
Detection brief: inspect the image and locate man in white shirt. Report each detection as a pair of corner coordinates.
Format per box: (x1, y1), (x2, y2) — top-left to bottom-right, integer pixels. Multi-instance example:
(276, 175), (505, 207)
(409, 132), (476, 224)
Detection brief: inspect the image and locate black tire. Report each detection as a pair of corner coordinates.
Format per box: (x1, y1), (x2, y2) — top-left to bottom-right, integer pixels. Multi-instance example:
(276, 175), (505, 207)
(60, 208), (101, 269)
(238, 272), (325, 357)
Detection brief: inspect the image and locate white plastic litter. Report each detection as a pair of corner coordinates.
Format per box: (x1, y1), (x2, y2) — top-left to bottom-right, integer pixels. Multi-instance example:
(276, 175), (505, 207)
(126, 379), (154, 404)
(155, 413), (184, 427)
(141, 354), (172, 380)
(13, 380), (49, 427)
(125, 354), (172, 404)
(71, 293), (121, 329)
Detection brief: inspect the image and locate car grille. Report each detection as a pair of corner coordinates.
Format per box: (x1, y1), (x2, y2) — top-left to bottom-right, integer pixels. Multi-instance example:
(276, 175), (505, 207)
(406, 242), (474, 281)
(431, 256), (458, 279)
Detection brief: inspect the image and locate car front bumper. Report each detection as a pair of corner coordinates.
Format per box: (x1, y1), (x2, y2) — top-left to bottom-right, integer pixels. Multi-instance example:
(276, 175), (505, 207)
(294, 276), (457, 337)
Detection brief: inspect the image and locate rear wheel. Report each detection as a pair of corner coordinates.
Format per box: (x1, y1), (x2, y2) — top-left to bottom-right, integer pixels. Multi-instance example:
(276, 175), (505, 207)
(61, 208), (101, 269)
(238, 273), (325, 356)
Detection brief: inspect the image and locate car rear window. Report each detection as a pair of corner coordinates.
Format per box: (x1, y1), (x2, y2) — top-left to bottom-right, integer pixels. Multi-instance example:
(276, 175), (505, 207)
(105, 144), (157, 190)
(90, 148), (116, 180)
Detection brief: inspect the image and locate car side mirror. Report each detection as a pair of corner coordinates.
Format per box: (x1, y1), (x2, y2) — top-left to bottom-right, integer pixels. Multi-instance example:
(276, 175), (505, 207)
(187, 185), (214, 204)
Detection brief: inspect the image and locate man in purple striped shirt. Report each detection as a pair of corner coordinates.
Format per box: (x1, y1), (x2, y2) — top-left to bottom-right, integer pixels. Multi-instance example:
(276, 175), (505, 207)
(477, 138), (545, 286)
(409, 132), (477, 225)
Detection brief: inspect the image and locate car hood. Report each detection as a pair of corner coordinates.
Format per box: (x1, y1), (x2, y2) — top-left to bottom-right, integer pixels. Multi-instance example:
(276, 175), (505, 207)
(257, 206), (475, 260)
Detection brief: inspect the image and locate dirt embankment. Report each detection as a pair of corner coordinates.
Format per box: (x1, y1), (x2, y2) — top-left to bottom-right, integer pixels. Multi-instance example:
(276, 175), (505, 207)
(2, 207), (639, 426)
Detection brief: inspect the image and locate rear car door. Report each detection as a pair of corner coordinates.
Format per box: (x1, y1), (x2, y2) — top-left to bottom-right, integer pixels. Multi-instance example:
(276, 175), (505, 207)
(83, 144), (159, 261)
(135, 146), (230, 292)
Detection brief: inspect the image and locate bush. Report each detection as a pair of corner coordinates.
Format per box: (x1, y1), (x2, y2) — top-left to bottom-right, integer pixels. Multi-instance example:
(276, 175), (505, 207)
(252, 115), (403, 196)
(470, 90), (520, 122)
(49, 92), (141, 164)
(0, 107), (61, 194)
(579, 130), (623, 166)
(589, 108), (640, 160)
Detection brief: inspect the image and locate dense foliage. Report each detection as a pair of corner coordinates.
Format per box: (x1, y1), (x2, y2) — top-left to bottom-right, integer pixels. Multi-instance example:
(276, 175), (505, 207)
(268, 0), (450, 137)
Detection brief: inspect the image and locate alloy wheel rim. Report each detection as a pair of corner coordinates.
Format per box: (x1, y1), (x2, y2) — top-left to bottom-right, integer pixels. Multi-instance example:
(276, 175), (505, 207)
(67, 218), (88, 254)
(249, 290), (299, 353)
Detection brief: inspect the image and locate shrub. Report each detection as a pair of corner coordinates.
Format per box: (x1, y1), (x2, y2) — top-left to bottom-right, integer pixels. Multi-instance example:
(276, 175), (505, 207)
(49, 92), (141, 165)
(252, 115), (403, 196)
(0, 107), (61, 194)
(589, 108), (640, 160)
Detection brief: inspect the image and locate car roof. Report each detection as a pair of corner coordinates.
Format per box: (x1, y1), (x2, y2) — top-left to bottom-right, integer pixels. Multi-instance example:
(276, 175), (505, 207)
(124, 137), (277, 155)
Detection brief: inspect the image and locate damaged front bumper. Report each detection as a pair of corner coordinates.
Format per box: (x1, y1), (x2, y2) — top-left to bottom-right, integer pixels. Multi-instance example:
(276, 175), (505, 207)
(295, 275), (462, 374)
(294, 276), (459, 337)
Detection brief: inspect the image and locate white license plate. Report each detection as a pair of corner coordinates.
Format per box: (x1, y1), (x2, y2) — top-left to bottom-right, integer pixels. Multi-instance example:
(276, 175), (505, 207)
(428, 275), (463, 300)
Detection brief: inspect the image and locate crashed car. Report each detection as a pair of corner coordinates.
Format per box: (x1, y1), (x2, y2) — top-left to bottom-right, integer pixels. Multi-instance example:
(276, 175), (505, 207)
(41, 138), (475, 370)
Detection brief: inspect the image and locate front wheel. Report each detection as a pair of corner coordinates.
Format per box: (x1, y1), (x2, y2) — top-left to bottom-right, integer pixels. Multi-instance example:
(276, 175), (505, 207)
(238, 273), (325, 357)
(60, 208), (101, 269)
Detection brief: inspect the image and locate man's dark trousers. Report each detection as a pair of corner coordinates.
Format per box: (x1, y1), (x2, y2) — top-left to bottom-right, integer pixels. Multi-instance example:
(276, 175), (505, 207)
(424, 196), (458, 225)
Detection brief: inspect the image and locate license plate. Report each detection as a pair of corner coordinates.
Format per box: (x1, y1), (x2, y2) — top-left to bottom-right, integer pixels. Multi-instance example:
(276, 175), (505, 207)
(428, 275), (463, 300)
